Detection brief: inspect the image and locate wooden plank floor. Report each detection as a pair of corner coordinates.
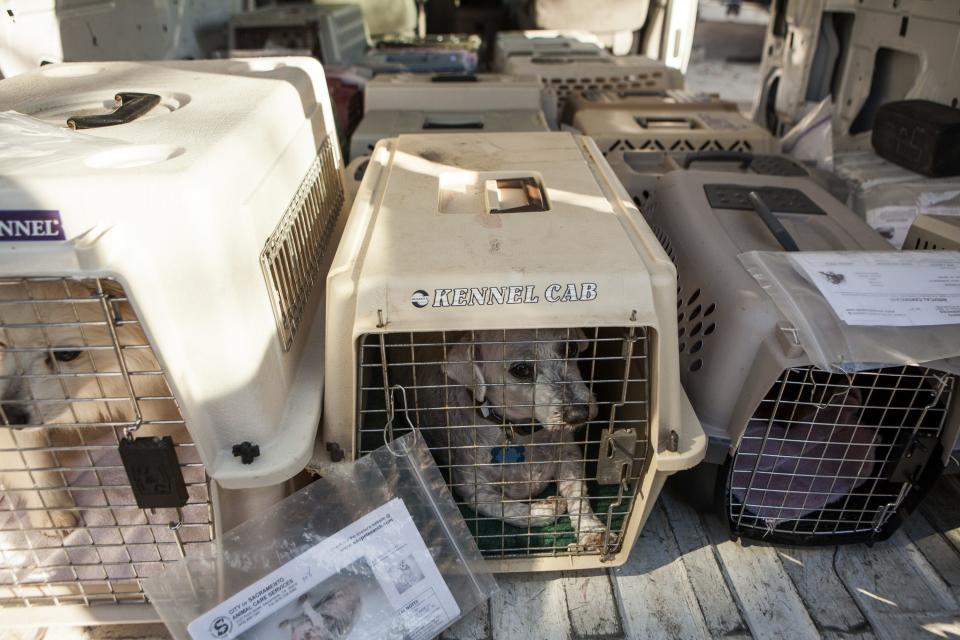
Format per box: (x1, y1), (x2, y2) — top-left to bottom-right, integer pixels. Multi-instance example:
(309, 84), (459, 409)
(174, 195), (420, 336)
(442, 475), (960, 640)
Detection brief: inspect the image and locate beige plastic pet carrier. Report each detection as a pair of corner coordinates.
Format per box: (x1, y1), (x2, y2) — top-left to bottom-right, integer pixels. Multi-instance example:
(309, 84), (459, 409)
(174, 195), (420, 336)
(348, 109), (551, 161)
(561, 88), (736, 125)
(492, 30), (606, 72)
(904, 214), (960, 251)
(364, 73), (546, 113)
(572, 105), (780, 156)
(0, 58), (345, 621)
(322, 131), (705, 572)
(504, 55), (684, 112)
(644, 170), (960, 545)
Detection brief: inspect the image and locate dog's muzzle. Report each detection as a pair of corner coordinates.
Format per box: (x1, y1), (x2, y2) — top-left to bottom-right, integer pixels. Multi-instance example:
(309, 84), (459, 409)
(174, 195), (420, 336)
(1, 403), (31, 426)
(562, 404), (590, 426)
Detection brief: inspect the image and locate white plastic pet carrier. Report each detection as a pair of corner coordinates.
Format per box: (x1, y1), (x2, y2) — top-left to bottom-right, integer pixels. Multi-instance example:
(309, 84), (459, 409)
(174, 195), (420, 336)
(572, 106), (780, 157)
(348, 109), (551, 162)
(904, 215), (960, 251)
(363, 73), (546, 114)
(492, 30), (606, 72)
(228, 4), (367, 64)
(322, 131), (705, 572)
(644, 170), (960, 545)
(504, 54), (684, 112)
(0, 58), (346, 619)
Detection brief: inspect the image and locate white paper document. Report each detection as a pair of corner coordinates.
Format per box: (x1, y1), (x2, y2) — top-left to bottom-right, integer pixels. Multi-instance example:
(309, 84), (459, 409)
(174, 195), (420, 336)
(790, 251), (960, 327)
(187, 498), (459, 640)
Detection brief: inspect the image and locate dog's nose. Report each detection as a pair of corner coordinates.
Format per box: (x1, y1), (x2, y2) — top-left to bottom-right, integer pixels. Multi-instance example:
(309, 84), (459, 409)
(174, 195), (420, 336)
(562, 404), (589, 425)
(1, 403), (31, 426)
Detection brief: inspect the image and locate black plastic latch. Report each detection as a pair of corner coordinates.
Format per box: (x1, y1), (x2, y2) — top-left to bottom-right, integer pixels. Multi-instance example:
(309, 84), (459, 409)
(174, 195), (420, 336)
(232, 441), (261, 464)
(890, 433), (939, 484)
(118, 436), (189, 509)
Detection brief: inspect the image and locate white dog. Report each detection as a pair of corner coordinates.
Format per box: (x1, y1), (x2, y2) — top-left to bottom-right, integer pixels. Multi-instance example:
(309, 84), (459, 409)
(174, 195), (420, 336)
(402, 328), (611, 549)
(0, 279), (173, 541)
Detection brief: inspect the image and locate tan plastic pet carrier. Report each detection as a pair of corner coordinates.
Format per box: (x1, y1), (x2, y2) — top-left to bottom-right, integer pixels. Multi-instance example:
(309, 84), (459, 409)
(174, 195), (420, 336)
(606, 150), (812, 210)
(573, 105), (780, 157)
(644, 170), (960, 545)
(561, 88), (736, 125)
(492, 30), (606, 72)
(503, 55), (684, 112)
(0, 58), (345, 621)
(904, 214), (960, 251)
(364, 73), (546, 113)
(348, 109), (551, 161)
(322, 131), (705, 572)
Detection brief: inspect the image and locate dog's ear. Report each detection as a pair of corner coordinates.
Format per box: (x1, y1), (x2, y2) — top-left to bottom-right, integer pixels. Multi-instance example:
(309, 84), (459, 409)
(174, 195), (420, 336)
(570, 327), (591, 354)
(443, 341), (486, 403)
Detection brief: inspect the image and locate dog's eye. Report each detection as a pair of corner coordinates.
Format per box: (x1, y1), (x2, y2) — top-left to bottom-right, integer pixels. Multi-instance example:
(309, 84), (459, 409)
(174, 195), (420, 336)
(509, 362), (534, 380)
(53, 350), (82, 362)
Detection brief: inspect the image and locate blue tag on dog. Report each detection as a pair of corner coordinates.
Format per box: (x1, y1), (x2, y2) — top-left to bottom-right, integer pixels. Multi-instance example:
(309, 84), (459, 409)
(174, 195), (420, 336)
(491, 445), (525, 464)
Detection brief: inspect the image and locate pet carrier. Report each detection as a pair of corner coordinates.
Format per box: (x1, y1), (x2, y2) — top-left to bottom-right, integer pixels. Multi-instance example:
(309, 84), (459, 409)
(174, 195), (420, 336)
(832, 151), (960, 248)
(362, 35), (480, 74)
(228, 3), (367, 64)
(645, 169), (960, 545)
(364, 73), (545, 114)
(561, 88), (735, 125)
(504, 54), (684, 112)
(321, 131), (705, 572)
(605, 150), (812, 210)
(0, 57), (346, 618)
(492, 30), (606, 72)
(348, 109), (551, 161)
(904, 214), (960, 251)
(572, 106), (780, 157)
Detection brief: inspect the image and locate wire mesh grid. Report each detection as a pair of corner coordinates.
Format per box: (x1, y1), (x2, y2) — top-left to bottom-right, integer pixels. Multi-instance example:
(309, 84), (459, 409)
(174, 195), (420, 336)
(356, 327), (650, 560)
(261, 135), (344, 351)
(0, 277), (213, 607)
(728, 365), (955, 540)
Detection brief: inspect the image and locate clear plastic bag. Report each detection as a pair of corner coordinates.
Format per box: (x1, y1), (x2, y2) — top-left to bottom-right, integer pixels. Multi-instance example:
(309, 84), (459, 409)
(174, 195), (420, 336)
(0, 111), (126, 173)
(144, 433), (497, 640)
(739, 250), (960, 373)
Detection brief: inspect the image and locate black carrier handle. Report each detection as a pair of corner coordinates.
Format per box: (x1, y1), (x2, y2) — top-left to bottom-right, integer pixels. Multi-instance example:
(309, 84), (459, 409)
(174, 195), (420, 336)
(430, 73), (478, 82)
(67, 92), (161, 129)
(682, 150), (754, 169)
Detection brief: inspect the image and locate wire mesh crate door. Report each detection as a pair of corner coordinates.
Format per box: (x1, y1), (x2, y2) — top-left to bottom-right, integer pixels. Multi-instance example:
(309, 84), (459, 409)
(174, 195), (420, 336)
(0, 277), (213, 607)
(357, 327), (650, 560)
(727, 365), (955, 540)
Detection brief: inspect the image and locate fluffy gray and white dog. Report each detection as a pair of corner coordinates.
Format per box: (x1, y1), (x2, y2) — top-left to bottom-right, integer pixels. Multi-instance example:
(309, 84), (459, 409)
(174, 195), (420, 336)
(400, 328), (610, 548)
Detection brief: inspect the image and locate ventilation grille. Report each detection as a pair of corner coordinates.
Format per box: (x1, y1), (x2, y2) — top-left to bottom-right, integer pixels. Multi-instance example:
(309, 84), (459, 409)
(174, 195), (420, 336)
(0, 277), (213, 608)
(355, 328), (651, 561)
(546, 73), (666, 110)
(261, 136), (344, 351)
(728, 365), (954, 543)
(605, 138), (755, 155)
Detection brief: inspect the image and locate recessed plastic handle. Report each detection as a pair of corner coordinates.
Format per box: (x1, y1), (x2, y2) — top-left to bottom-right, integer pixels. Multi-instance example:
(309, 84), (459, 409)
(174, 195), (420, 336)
(682, 150), (754, 169)
(67, 92), (161, 129)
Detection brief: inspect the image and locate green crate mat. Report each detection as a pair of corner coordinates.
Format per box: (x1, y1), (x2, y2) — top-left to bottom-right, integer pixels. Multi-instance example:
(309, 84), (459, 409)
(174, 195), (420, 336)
(457, 484), (634, 554)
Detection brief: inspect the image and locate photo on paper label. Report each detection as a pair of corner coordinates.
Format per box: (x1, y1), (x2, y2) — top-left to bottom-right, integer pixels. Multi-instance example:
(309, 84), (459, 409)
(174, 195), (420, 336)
(241, 558), (401, 640)
(384, 553), (424, 596)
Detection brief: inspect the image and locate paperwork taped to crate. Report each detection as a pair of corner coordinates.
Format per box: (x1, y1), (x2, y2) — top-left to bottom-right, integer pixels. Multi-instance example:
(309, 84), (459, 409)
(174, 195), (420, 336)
(144, 433), (497, 640)
(739, 251), (960, 373)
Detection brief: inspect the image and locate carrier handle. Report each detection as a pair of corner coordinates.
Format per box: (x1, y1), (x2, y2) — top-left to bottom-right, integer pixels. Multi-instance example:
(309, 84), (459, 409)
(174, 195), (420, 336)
(681, 150), (754, 169)
(431, 73), (478, 82)
(67, 92), (161, 129)
(747, 191), (800, 252)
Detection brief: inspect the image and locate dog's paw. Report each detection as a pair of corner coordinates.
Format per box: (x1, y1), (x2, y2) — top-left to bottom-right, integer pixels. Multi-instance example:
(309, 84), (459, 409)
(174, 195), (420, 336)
(531, 495), (566, 519)
(573, 528), (618, 551)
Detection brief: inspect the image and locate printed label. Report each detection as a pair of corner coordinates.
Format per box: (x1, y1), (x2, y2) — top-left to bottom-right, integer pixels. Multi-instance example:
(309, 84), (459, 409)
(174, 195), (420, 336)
(187, 498), (459, 640)
(0, 210), (65, 241)
(411, 283), (597, 308)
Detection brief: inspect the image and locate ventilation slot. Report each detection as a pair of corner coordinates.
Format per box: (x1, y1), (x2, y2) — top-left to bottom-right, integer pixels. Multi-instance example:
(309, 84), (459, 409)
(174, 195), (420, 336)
(261, 136), (344, 351)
